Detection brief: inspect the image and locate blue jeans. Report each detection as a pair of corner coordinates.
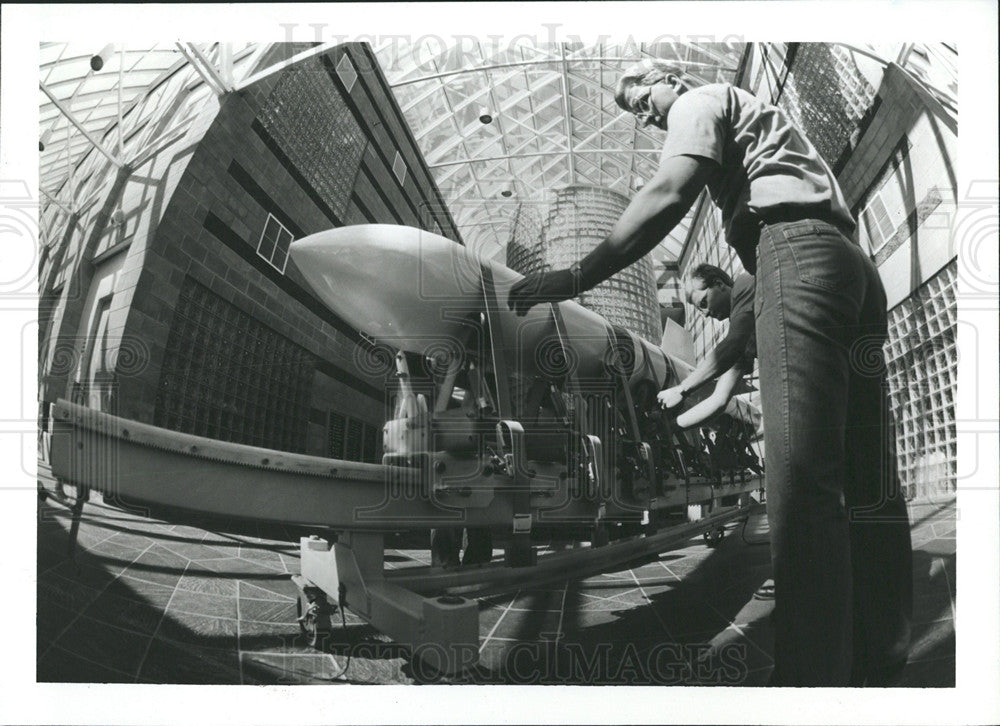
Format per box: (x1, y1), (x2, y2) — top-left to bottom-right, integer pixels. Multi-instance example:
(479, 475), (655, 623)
(754, 220), (913, 686)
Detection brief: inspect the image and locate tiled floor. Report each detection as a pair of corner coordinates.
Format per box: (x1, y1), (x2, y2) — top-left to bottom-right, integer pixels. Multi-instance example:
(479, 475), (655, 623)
(37, 469), (956, 686)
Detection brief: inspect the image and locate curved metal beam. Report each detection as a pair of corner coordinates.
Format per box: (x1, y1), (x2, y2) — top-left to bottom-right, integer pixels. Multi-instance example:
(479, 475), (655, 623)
(832, 42), (957, 112)
(175, 42), (227, 96)
(429, 147), (661, 170)
(392, 56), (738, 88)
(558, 44), (576, 184)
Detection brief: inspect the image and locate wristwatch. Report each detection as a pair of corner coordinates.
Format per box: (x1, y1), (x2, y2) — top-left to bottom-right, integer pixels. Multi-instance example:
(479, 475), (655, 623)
(568, 261), (583, 293)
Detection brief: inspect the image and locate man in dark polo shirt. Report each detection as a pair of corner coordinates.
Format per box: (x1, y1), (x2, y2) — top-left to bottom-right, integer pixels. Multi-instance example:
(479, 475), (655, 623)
(507, 58), (912, 686)
(657, 264), (756, 417)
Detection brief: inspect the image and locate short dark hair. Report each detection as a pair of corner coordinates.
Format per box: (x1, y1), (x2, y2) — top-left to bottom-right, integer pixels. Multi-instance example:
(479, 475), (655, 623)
(688, 263), (734, 289)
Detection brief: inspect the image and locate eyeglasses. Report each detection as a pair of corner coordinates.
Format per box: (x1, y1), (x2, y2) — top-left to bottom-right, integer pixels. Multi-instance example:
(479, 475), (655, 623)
(631, 87), (653, 119)
(630, 85), (660, 126)
(687, 285), (711, 314)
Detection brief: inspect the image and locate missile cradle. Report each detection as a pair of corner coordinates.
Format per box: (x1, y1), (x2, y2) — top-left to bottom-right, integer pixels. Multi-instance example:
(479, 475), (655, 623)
(289, 224), (761, 527)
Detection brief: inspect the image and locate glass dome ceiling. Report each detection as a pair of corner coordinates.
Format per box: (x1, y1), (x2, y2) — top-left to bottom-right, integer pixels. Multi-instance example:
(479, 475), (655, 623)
(40, 43), (183, 202)
(40, 41), (957, 267)
(39, 42), (264, 215)
(376, 38), (746, 263)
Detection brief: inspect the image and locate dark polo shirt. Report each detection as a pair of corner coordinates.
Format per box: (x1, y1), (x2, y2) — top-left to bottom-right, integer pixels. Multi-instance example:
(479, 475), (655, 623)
(728, 272), (756, 372)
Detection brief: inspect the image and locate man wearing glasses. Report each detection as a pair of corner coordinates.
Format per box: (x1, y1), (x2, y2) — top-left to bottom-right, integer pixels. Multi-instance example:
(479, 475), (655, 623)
(656, 264), (756, 422)
(507, 58), (913, 686)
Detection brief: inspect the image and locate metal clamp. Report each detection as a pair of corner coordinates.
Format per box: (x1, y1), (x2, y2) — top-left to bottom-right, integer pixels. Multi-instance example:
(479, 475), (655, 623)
(512, 513), (533, 533)
(636, 441), (654, 479)
(495, 419), (525, 476)
(629, 441), (655, 500)
(582, 434), (603, 497)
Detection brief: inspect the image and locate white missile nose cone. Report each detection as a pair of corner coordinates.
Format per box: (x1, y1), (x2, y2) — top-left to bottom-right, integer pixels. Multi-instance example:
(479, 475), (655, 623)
(287, 235), (322, 265)
(288, 225), (522, 353)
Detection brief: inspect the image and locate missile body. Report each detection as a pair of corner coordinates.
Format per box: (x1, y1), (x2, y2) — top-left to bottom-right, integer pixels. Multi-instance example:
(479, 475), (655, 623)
(289, 224), (676, 398)
(290, 225), (761, 518)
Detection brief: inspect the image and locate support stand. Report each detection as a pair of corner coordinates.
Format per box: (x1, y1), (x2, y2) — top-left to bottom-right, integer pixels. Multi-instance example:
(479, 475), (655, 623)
(66, 484), (90, 560)
(297, 532), (480, 675)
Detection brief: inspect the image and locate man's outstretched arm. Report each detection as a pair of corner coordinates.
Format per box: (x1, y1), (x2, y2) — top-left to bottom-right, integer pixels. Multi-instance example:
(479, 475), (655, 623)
(674, 363), (744, 429)
(658, 311), (754, 407)
(508, 155), (716, 315)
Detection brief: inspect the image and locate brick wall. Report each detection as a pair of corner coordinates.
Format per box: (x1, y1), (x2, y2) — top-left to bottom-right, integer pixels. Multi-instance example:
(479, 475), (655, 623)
(41, 43), (461, 460)
(119, 44), (458, 457)
(40, 72), (220, 410)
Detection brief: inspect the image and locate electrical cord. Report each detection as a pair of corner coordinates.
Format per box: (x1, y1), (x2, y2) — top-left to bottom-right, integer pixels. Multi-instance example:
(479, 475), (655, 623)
(317, 583), (353, 681)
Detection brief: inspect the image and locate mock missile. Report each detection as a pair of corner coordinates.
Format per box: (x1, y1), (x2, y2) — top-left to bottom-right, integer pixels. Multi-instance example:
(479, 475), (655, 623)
(289, 224), (760, 497)
(290, 224), (756, 413)
(48, 229), (764, 676)
(50, 225), (763, 545)
(290, 224), (680, 395)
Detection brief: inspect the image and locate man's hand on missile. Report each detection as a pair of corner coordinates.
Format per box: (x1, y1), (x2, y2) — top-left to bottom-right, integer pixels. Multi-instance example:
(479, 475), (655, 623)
(507, 265), (582, 316)
(657, 385), (687, 410)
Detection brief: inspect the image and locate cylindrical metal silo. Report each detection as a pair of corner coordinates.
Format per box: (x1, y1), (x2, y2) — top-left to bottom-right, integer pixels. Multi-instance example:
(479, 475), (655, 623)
(506, 184), (661, 343)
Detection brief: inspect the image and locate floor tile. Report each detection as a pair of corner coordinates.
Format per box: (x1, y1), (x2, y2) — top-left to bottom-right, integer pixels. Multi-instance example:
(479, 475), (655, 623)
(36, 599), (81, 655)
(167, 588), (238, 620)
(236, 547), (286, 571)
(37, 643), (136, 683)
(113, 575), (178, 608)
(120, 547), (189, 589)
(486, 606), (564, 642)
(238, 596), (297, 624)
(175, 571), (239, 598)
(238, 617), (314, 653)
(237, 578), (298, 601)
(157, 610), (240, 650)
(155, 540), (230, 562)
(38, 572), (106, 614)
(79, 588), (163, 636)
(137, 638), (242, 684)
(36, 492), (957, 685)
(44, 617), (153, 678)
(239, 651), (348, 684)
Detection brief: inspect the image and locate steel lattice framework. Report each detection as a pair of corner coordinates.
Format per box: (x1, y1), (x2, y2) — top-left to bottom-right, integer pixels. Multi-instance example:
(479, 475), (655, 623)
(377, 39), (745, 263)
(39, 41), (958, 269)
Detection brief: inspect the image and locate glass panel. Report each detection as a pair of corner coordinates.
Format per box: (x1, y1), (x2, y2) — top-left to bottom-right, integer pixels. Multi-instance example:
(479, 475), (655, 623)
(154, 277), (315, 452)
(256, 56), (367, 219)
(272, 226), (294, 271)
(346, 417), (364, 461)
(257, 215), (278, 262)
(328, 411), (346, 459)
